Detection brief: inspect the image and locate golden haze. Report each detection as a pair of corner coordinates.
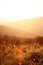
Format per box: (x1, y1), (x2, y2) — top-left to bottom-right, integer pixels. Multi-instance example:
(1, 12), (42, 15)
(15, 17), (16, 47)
(0, 17), (43, 36)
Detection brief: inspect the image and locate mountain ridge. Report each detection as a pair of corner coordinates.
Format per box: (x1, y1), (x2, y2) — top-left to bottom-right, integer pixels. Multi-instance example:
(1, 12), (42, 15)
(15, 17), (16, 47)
(0, 25), (37, 38)
(0, 17), (43, 36)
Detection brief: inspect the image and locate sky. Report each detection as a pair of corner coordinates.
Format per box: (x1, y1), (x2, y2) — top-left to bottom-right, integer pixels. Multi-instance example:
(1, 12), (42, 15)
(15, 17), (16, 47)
(0, 0), (43, 21)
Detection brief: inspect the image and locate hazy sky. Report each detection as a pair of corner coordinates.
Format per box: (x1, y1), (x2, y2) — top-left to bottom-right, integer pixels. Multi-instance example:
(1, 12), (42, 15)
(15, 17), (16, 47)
(0, 0), (43, 21)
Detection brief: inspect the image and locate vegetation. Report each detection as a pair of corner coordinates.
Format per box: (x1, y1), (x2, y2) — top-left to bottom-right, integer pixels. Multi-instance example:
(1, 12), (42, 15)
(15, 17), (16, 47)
(0, 34), (43, 65)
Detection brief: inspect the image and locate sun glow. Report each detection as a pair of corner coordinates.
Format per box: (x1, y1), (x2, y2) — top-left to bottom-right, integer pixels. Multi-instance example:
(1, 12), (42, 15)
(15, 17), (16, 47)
(0, 0), (43, 21)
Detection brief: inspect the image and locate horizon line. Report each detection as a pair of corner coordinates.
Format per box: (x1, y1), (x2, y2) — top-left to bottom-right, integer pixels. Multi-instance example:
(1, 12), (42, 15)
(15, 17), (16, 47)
(0, 16), (43, 22)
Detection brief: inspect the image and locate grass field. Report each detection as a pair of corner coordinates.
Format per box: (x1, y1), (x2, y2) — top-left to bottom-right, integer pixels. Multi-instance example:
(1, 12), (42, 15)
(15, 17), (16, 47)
(0, 35), (43, 65)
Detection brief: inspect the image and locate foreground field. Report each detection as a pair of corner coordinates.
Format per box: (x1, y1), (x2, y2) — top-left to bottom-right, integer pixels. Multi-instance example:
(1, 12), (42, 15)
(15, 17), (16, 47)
(0, 35), (43, 65)
(0, 43), (43, 65)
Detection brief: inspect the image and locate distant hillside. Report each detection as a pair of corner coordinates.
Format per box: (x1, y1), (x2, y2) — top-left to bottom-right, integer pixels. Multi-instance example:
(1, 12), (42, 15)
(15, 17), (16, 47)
(9, 17), (43, 36)
(0, 25), (36, 38)
(0, 17), (43, 36)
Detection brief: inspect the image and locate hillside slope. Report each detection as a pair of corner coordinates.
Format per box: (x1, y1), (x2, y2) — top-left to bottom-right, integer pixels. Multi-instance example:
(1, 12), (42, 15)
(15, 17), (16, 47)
(0, 25), (36, 38)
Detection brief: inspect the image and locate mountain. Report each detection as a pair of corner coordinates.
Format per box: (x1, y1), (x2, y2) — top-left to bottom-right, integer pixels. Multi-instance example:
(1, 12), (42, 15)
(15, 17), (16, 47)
(0, 17), (43, 36)
(8, 17), (43, 36)
(0, 25), (36, 38)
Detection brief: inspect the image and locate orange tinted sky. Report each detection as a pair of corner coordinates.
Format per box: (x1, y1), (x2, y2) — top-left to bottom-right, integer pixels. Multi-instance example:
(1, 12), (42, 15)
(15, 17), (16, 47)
(0, 0), (43, 21)
(0, 0), (43, 36)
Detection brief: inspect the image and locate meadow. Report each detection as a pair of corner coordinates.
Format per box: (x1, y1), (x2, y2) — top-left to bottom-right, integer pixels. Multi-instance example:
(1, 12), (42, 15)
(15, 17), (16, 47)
(0, 35), (43, 65)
